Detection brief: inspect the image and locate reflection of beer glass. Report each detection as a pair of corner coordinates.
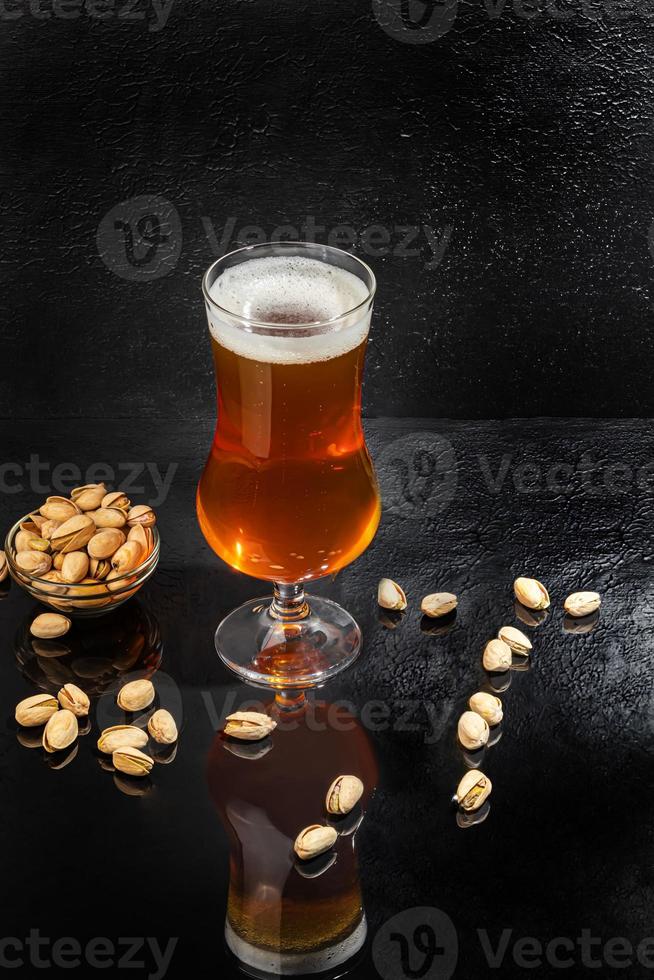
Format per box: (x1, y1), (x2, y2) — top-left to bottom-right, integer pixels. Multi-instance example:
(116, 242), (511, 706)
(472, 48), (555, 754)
(207, 700), (378, 977)
(197, 243), (380, 688)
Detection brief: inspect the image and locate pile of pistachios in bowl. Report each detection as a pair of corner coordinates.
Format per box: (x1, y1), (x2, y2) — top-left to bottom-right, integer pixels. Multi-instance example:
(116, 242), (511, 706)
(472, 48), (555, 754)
(5, 483), (158, 612)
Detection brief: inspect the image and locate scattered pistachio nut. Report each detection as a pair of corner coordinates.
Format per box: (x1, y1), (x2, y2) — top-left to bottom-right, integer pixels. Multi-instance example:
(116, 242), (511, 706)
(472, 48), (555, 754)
(457, 711), (490, 751)
(0, 550), (7, 583)
(514, 576), (550, 610)
(42, 709), (78, 753)
(497, 625), (532, 655)
(30, 612), (71, 639)
(57, 683), (90, 717)
(563, 591), (601, 618)
(113, 746), (154, 777)
(147, 709), (178, 744)
(97, 725), (149, 754)
(117, 678), (155, 712)
(294, 824), (338, 861)
(483, 638), (512, 672)
(326, 775), (364, 815)
(377, 578), (407, 611)
(15, 693), (59, 727)
(224, 711), (277, 741)
(456, 769), (492, 812)
(420, 592), (457, 618)
(468, 691), (503, 726)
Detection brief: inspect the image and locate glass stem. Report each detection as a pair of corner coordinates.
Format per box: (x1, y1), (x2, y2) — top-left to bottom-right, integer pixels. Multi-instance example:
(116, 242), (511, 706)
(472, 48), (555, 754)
(270, 581), (310, 622)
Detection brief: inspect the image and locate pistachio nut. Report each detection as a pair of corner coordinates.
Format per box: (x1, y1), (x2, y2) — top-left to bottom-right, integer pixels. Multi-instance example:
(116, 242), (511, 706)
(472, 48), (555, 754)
(111, 540), (143, 575)
(0, 549), (7, 583)
(30, 612), (71, 639)
(40, 570), (67, 595)
(457, 711), (490, 750)
(27, 537), (51, 553)
(15, 529), (41, 552)
(224, 711), (277, 741)
(497, 625), (532, 655)
(101, 491), (130, 512)
(127, 524), (153, 554)
(53, 553), (65, 570)
(51, 514), (95, 553)
(15, 693), (59, 727)
(127, 504), (156, 528)
(294, 824), (338, 861)
(468, 691), (503, 726)
(25, 513), (46, 531)
(456, 769), (492, 812)
(377, 578), (407, 611)
(97, 725), (149, 754)
(71, 483), (106, 511)
(39, 496), (80, 522)
(326, 775), (364, 815)
(16, 551), (52, 576)
(57, 683), (90, 717)
(69, 579), (111, 609)
(40, 519), (61, 540)
(90, 507), (127, 529)
(42, 708), (78, 753)
(420, 592), (457, 618)
(105, 569), (136, 593)
(147, 708), (178, 744)
(89, 557), (111, 580)
(483, 638), (512, 672)
(117, 678), (155, 712)
(61, 551), (90, 584)
(563, 591), (601, 618)
(113, 746), (154, 777)
(87, 528), (126, 560)
(514, 576), (550, 610)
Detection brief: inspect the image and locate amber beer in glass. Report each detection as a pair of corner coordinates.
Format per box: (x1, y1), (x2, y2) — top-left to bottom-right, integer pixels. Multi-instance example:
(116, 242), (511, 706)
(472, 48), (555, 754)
(197, 242), (380, 688)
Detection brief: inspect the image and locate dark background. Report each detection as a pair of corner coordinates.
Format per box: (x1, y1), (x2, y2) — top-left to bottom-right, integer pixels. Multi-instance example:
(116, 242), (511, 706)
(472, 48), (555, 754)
(3, 0), (654, 420)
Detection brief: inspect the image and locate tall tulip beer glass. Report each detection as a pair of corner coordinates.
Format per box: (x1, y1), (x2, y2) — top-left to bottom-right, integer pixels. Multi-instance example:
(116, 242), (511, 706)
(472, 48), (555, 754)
(197, 242), (380, 688)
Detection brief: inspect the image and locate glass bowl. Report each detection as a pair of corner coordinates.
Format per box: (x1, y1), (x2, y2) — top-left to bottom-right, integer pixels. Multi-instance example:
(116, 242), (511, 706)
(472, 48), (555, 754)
(4, 513), (160, 617)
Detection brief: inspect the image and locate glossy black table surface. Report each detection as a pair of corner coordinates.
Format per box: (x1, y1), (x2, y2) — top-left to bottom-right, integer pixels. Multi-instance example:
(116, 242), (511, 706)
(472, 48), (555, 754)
(2, 418), (653, 980)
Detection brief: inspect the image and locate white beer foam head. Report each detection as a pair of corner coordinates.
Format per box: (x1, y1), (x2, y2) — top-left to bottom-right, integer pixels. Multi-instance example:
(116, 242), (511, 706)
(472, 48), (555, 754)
(207, 255), (371, 364)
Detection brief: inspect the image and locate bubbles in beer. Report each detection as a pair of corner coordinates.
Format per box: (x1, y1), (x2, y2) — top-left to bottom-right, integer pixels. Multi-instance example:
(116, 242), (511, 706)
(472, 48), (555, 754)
(207, 256), (371, 364)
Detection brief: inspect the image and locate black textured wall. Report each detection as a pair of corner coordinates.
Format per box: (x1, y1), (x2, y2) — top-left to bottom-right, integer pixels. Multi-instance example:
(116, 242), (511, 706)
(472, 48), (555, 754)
(3, 0), (654, 420)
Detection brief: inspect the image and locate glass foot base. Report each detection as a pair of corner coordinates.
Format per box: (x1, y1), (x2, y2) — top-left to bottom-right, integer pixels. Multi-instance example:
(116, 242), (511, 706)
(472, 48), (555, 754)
(215, 594), (362, 690)
(225, 916), (367, 978)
